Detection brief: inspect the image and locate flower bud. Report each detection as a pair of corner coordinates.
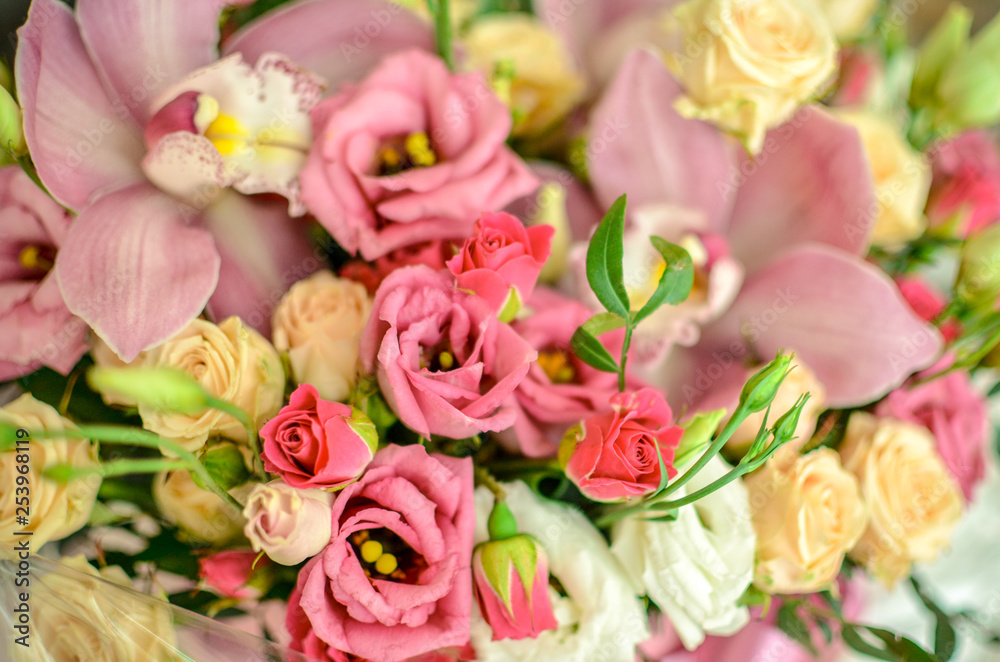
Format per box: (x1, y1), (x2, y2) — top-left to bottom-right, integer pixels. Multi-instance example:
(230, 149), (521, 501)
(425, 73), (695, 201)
(956, 223), (1000, 310)
(738, 354), (792, 413)
(0, 85), (25, 162)
(936, 11), (1000, 132)
(88, 366), (209, 415)
(771, 394), (810, 446)
(473, 502), (558, 641)
(910, 4), (972, 110)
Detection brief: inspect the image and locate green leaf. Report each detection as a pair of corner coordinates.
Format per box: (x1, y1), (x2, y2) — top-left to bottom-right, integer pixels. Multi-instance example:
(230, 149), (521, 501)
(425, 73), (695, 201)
(581, 311), (628, 336)
(776, 603), (818, 657)
(843, 624), (942, 662)
(585, 195), (630, 317)
(910, 577), (958, 661)
(632, 237), (694, 324)
(842, 625), (897, 661)
(570, 326), (619, 373)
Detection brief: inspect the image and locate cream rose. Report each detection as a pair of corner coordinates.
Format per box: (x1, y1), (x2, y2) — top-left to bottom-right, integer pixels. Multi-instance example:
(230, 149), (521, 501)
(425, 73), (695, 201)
(0, 395), (100, 558)
(462, 14), (586, 138)
(242, 480), (333, 566)
(470, 481), (648, 662)
(271, 271), (370, 402)
(611, 455), (755, 650)
(835, 109), (931, 248)
(9, 555), (177, 662)
(746, 448), (868, 593)
(814, 0), (880, 40)
(665, 0), (838, 153)
(152, 469), (245, 545)
(840, 413), (964, 587)
(140, 316), (284, 452)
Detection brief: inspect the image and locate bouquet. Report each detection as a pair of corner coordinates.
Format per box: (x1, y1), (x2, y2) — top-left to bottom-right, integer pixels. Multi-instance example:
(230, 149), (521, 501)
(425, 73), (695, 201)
(1, 0), (1000, 660)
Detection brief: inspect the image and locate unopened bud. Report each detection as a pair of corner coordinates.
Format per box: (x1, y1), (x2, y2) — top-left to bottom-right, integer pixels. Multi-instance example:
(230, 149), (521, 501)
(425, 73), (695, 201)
(738, 354), (792, 413)
(88, 366), (209, 415)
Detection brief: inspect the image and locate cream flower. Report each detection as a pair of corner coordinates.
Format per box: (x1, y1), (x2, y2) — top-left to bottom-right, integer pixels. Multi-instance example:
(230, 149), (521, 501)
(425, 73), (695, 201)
(841, 413), (964, 587)
(271, 270), (371, 402)
(242, 480), (333, 566)
(814, 0), (880, 40)
(470, 481), (648, 662)
(152, 469), (245, 545)
(462, 14), (586, 138)
(665, 0), (838, 153)
(835, 109), (931, 248)
(9, 555), (177, 662)
(746, 448), (868, 593)
(0, 395), (100, 558)
(611, 455), (755, 650)
(140, 316), (284, 452)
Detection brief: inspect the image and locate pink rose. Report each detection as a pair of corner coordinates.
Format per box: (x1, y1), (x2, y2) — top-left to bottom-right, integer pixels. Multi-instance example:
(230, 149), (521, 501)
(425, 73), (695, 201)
(286, 444), (474, 662)
(927, 131), (1000, 236)
(876, 368), (987, 500)
(300, 49), (537, 260)
(0, 166), (87, 380)
(260, 383), (378, 490)
(495, 288), (622, 458)
(895, 277), (961, 343)
(341, 240), (456, 296)
(560, 388), (683, 502)
(446, 212), (553, 311)
(360, 265), (537, 439)
(198, 550), (270, 600)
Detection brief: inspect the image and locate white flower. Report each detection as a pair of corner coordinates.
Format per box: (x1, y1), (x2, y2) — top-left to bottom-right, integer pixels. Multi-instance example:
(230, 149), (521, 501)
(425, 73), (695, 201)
(470, 481), (648, 662)
(611, 454), (755, 650)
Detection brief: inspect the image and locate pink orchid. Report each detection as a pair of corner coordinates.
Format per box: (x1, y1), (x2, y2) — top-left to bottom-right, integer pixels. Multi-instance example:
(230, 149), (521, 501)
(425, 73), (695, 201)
(586, 49), (942, 410)
(16, 0), (432, 360)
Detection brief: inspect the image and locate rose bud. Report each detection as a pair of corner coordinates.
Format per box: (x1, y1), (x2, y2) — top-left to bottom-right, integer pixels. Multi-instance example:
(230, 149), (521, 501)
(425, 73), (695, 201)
(473, 500), (558, 641)
(560, 388), (683, 502)
(242, 480), (333, 566)
(260, 383), (378, 490)
(446, 211), (554, 319)
(198, 549), (272, 599)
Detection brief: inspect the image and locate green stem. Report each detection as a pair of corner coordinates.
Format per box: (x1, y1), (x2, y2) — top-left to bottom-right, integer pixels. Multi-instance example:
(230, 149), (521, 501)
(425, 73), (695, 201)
(433, 0), (454, 69)
(48, 457), (191, 480)
(659, 403), (748, 498)
(618, 323), (634, 392)
(474, 466), (507, 501)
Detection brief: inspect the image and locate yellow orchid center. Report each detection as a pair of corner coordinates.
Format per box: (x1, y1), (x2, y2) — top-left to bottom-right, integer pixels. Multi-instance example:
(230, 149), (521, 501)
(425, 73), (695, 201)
(18, 245), (54, 272)
(204, 112), (251, 156)
(537, 350), (575, 384)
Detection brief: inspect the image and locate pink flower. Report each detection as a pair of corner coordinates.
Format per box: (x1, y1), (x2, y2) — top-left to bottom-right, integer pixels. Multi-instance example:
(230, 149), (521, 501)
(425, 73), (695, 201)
(496, 288), (622, 458)
(927, 131), (1000, 236)
(198, 550), (269, 600)
(341, 240), (455, 296)
(896, 277), (961, 342)
(287, 444), (474, 662)
(360, 265), (537, 439)
(561, 388), (683, 502)
(446, 212), (553, 312)
(260, 383), (378, 490)
(472, 534), (558, 641)
(876, 369), (987, 500)
(300, 49), (537, 260)
(0, 166), (87, 380)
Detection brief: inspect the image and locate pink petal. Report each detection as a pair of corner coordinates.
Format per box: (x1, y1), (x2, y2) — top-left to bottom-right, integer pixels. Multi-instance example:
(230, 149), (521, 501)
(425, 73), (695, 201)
(55, 185), (221, 361)
(726, 107), (876, 273)
(15, 0), (145, 211)
(141, 131), (230, 207)
(202, 191), (319, 337)
(694, 245), (943, 408)
(223, 0), (435, 86)
(587, 49), (736, 230)
(76, 0), (233, 126)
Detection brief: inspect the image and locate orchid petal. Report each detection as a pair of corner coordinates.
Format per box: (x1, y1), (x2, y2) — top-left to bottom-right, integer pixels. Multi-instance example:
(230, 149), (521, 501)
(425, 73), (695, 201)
(142, 131), (231, 208)
(15, 0), (145, 211)
(55, 185), (220, 361)
(726, 107), (876, 273)
(76, 0), (234, 126)
(690, 245), (942, 408)
(587, 49), (736, 231)
(202, 191), (318, 337)
(223, 0), (434, 86)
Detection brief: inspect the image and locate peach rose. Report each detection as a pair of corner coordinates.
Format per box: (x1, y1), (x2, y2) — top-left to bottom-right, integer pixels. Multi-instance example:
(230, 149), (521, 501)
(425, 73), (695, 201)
(746, 448), (868, 593)
(272, 270), (372, 402)
(152, 469), (245, 545)
(840, 413), (963, 586)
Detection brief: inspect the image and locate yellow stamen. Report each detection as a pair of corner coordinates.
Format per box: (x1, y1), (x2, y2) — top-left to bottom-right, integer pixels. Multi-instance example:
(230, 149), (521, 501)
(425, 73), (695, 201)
(438, 351), (455, 370)
(379, 147), (402, 169)
(360, 540), (383, 564)
(19, 245), (41, 270)
(537, 350), (575, 384)
(404, 132), (436, 167)
(375, 553), (398, 575)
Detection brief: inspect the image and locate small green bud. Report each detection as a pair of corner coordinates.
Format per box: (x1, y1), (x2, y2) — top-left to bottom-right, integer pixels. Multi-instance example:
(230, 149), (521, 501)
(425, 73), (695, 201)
(0, 85), (25, 162)
(771, 394), (810, 445)
(348, 407), (380, 456)
(487, 499), (519, 541)
(738, 354), (792, 413)
(88, 366), (209, 415)
(497, 286), (522, 324)
(199, 441), (251, 490)
(910, 3), (972, 110)
(936, 11), (1000, 131)
(957, 223), (1000, 310)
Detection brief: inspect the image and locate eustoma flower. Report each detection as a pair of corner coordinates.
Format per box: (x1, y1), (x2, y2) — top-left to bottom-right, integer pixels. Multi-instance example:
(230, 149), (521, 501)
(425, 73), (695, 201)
(16, 0), (432, 360)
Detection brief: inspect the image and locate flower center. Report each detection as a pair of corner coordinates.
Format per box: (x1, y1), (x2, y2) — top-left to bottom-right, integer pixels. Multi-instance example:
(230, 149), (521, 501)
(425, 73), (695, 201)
(350, 528), (427, 584)
(377, 132), (438, 176)
(18, 244), (56, 273)
(537, 349), (575, 384)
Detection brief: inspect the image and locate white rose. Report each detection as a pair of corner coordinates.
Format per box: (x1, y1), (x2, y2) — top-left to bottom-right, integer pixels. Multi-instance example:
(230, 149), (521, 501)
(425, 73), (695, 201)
(0, 394), (101, 558)
(152, 469), (245, 545)
(665, 0), (838, 153)
(140, 316), (285, 452)
(271, 270), (371, 402)
(834, 109), (931, 248)
(611, 454), (755, 650)
(242, 480), (333, 565)
(470, 481), (648, 662)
